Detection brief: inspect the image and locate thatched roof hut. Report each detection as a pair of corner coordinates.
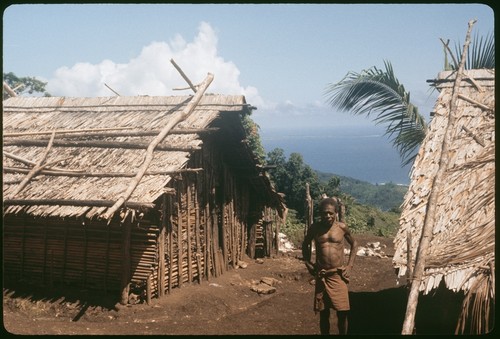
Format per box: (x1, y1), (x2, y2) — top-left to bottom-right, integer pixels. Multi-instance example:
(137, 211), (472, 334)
(392, 69), (495, 334)
(3, 91), (286, 303)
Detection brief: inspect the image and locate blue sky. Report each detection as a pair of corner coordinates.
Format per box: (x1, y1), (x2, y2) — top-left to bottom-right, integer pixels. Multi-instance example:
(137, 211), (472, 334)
(3, 3), (495, 131)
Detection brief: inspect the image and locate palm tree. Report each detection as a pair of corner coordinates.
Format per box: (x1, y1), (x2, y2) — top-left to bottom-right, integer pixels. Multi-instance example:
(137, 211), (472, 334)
(324, 32), (494, 167)
(324, 60), (427, 166)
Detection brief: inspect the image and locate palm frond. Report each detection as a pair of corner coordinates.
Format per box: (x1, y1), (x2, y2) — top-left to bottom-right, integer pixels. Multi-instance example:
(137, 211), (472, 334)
(324, 61), (427, 167)
(452, 32), (495, 70)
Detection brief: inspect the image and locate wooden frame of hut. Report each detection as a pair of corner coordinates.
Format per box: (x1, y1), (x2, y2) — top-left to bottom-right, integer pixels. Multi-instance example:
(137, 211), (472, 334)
(392, 67), (495, 334)
(3, 81), (286, 304)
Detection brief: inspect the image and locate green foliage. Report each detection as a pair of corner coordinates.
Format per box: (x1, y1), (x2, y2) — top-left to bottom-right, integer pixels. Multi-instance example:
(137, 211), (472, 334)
(280, 209), (306, 248)
(267, 152), (404, 240)
(317, 170), (407, 211)
(451, 31), (495, 70)
(344, 202), (400, 237)
(241, 111), (266, 164)
(323, 61), (427, 167)
(3, 72), (51, 97)
(266, 149), (322, 218)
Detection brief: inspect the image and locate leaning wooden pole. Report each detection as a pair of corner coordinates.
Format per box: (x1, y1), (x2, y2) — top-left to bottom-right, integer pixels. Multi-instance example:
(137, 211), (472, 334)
(10, 131), (56, 198)
(401, 19), (476, 335)
(101, 72), (214, 221)
(3, 81), (17, 98)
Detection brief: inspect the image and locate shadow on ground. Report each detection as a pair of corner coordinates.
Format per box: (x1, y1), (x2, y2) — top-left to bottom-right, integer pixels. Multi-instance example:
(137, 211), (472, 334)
(348, 285), (464, 335)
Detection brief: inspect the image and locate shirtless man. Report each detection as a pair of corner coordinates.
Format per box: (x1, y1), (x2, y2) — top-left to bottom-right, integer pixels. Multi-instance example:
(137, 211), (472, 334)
(302, 197), (357, 335)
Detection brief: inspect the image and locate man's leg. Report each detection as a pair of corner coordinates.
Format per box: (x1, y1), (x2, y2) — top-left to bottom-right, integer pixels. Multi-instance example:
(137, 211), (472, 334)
(337, 310), (349, 335)
(319, 308), (331, 335)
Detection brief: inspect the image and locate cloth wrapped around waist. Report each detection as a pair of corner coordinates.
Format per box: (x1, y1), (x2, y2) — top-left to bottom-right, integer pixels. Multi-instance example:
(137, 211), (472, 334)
(314, 267), (350, 312)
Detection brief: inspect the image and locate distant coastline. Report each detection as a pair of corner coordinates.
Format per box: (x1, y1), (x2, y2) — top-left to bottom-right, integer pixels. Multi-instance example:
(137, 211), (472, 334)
(260, 125), (412, 185)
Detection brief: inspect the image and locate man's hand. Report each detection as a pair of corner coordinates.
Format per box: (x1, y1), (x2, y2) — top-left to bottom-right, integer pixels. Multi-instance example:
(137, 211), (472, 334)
(305, 261), (316, 276)
(341, 265), (352, 282)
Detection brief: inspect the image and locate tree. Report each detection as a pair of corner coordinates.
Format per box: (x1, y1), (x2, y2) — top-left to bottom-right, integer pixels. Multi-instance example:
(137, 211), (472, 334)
(324, 32), (494, 167)
(266, 149), (321, 218)
(452, 32), (495, 70)
(3, 72), (51, 98)
(324, 61), (427, 166)
(241, 110), (266, 164)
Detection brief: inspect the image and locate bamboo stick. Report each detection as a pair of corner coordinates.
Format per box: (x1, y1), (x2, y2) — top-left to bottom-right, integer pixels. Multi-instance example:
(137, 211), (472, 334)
(158, 194), (167, 297)
(146, 274), (152, 305)
(168, 199), (174, 294)
(3, 166), (202, 178)
(177, 181), (184, 288)
(4, 128), (219, 139)
(3, 138), (202, 152)
(458, 93), (493, 111)
(4, 199), (155, 209)
(401, 20), (476, 335)
(3, 151), (82, 173)
(194, 178), (202, 283)
(3, 81), (17, 97)
(462, 125), (486, 147)
(102, 72), (214, 221)
(170, 59), (197, 93)
(10, 131), (56, 198)
(120, 212), (132, 305)
(4, 127), (133, 137)
(186, 182), (193, 283)
(205, 192), (212, 280)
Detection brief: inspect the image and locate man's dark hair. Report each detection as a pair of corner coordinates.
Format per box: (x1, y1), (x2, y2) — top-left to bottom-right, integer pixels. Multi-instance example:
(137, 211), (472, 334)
(319, 197), (338, 211)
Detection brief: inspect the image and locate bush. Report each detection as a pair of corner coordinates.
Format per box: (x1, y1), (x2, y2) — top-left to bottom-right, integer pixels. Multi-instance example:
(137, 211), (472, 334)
(280, 209), (306, 248)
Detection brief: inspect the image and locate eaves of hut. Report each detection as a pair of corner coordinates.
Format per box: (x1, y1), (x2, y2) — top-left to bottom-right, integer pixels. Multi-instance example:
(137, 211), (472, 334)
(2, 93), (286, 304)
(392, 69), (495, 334)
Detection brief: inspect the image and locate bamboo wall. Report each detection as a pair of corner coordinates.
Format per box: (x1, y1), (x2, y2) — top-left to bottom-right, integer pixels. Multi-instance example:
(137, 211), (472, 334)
(3, 213), (158, 295)
(3, 142), (282, 303)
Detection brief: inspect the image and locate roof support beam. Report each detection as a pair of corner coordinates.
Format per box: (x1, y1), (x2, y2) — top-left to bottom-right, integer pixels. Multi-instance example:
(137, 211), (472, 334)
(3, 199), (156, 209)
(3, 139), (201, 152)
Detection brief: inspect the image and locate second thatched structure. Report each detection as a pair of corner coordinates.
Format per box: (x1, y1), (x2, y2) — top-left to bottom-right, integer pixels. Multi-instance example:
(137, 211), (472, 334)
(392, 68), (495, 334)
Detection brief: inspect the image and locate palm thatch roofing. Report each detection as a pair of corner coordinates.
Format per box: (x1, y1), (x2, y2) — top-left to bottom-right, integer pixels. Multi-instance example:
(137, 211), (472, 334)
(392, 69), (494, 331)
(3, 94), (282, 220)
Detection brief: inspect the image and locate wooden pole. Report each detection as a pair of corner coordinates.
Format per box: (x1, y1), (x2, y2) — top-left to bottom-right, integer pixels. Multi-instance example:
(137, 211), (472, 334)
(3, 81), (17, 97)
(170, 59), (197, 93)
(186, 181), (193, 283)
(102, 72), (214, 221)
(194, 174), (203, 283)
(3, 127), (218, 138)
(3, 127), (133, 137)
(146, 274), (152, 305)
(120, 212), (132, 305)
(10, 131), (56, 198)
(177, 180), (184, 288)
(3, 138), (201, 152)
(4, 166), (202, 178)
(168, 198), (174, 293)
(401, 20), (476, 335)
(158, 194), (167, 297)
(4, 199), (155, 209)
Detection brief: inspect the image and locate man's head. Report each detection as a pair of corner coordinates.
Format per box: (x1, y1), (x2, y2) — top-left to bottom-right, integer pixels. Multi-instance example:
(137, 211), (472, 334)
(319, 198), (338, 224)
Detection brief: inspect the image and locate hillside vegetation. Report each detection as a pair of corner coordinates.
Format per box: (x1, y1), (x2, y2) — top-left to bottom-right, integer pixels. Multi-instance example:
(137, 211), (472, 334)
(263, 148), (408, 245)
(317, 171), (408, 212)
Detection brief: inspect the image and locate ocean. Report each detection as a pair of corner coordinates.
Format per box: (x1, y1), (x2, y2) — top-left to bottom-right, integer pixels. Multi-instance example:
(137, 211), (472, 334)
(259, 125), (412, 185)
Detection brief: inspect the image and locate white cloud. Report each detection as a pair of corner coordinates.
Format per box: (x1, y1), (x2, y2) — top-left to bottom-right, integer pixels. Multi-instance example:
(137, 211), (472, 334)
(252, 99), (376, 130)
(46, 22), (262, 101)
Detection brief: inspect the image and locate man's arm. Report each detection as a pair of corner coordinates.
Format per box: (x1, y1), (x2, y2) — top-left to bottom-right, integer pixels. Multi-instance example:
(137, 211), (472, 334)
(341, 223), (357, 277)
(302, 225), (316, 275)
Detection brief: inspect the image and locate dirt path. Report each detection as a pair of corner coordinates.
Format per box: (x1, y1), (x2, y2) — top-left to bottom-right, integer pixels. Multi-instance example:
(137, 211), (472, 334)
(2, 235), (463, 335)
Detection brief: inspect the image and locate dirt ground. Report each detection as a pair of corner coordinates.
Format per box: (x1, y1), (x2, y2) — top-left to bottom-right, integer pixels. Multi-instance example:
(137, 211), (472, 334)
(2, 234), (464, 336)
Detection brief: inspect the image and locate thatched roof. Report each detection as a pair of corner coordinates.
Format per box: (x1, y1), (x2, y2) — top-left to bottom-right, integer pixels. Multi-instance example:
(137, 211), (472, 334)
(3, 94), (281, 219)
(393, 69), (495, 296)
